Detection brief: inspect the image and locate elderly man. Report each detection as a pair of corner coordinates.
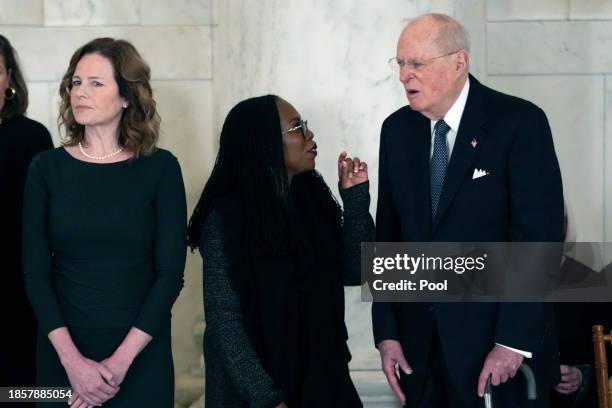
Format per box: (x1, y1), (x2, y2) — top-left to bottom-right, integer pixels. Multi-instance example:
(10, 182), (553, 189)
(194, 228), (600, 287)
(373, 13), (563, 408)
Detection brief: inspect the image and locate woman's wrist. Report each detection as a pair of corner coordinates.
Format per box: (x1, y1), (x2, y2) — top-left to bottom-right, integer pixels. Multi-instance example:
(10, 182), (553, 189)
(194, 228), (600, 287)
(111, 345), (136, 367)
(110, 327), (152, 366)
(58, 348), (82, 368)
(48, 327), (82, 367)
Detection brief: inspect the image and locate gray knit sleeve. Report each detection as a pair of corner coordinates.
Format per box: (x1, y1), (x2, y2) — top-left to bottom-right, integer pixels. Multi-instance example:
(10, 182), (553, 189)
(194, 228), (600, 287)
(200, 210), (285, 408)
(340, 181), (375, 286)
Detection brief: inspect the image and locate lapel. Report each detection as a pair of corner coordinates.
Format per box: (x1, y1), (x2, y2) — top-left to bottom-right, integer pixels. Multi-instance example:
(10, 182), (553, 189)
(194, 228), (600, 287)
(393, 107), (433, 239)
(411, 112), (433, 238)
(432, 74), (488, 229)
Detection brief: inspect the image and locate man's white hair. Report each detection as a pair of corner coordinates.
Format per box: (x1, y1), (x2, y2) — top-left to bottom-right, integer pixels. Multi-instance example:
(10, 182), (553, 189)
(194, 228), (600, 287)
(410, 13), (471, 52)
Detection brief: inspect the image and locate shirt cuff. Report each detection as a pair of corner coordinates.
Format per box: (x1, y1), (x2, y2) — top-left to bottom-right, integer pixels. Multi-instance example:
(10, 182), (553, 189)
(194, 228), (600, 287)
(495, 342), (532, 358)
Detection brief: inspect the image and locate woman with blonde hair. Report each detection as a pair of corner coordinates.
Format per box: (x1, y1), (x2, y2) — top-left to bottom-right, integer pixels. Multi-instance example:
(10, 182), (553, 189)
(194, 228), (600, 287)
(22, 37), (186, 407)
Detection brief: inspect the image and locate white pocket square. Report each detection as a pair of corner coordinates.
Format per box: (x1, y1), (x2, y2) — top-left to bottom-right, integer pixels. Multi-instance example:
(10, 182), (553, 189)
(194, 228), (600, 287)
(472, 168), (490, 179)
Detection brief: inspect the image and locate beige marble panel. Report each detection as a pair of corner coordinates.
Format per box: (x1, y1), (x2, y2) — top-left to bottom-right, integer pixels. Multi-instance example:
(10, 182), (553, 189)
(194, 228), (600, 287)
(44, 0), (140, 26)
(487, 75), (604, 242)
(0, 0), (44, 25)
(153, 80), (214, 204)
(48, 83), (63, 143)
(351, 370), (402, 407)
(24, 81), (62, 144)
(211, 0), (219, 26)
(213, 0), (411, 195)
(153, 79), (214, 375)
(126, 27), (212, 80)
(487, 0), (569, 21)
(454, 0), (487, 81)
(488, 21), (612, 74)
(345, 287), (380, 370)
(141, 0), (211, 26)
(172, 253), (205, 378)
(570, 0), (612, 20)
(25, 82), (54, 139)
(1, 26), (212, 81)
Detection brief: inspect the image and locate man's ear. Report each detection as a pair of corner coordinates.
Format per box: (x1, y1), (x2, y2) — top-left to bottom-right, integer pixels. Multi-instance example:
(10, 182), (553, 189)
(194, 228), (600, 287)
(456, 50), (469, 73)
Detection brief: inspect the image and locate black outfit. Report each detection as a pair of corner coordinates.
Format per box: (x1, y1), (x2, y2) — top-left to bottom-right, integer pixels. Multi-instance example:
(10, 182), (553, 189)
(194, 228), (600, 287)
(200, 181), (374, 407)
(373, 75), (564, 407)
(0, 114), (52, 399)
(22, 147), (187, 407)
(551, 257), (612, 407)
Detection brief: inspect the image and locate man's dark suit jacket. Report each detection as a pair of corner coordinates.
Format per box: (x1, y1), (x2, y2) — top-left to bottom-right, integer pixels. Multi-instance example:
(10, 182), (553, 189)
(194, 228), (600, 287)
(373, 74), (564, 405)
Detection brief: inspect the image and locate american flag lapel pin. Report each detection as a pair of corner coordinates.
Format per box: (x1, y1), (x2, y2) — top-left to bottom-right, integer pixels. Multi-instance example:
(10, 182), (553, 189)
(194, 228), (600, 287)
(470, 138), (478, 148)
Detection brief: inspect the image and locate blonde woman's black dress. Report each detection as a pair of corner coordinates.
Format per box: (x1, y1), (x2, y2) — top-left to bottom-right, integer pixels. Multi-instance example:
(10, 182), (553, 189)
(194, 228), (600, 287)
(22, 147), (186, 407)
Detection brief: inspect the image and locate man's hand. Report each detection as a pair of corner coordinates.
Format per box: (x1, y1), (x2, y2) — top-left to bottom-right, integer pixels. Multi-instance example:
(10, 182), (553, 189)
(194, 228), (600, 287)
(477, 345), (524, 397)
(338, 151), (368, 189)
(555, 365), (582, 395)
(378, 339), (412, 405)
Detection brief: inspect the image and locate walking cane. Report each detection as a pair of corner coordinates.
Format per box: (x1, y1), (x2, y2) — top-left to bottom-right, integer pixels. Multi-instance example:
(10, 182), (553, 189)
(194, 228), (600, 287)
(483, 363), (537, 408)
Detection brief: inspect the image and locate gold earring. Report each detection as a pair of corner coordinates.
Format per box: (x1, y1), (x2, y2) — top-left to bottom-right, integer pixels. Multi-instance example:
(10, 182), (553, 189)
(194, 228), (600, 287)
(4, 87), (15, 100)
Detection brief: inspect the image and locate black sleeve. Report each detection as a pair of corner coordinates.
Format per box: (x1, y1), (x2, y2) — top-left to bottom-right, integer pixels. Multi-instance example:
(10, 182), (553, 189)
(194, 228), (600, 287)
(372, 123), (401, 346)
(494, 105), (564, 351)
(133, 155), (187, 336)
(22, 155), (66, 334)
(200, 210), (285, 408)
(339, 181), (375, 286)
(27, 122), (54, 157)
(375, 123), (402, 243)
(507, 105), (564, 243)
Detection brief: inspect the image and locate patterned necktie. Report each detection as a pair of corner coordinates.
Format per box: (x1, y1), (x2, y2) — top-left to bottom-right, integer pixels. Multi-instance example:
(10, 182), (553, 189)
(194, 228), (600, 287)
(430, 119), (450, 221)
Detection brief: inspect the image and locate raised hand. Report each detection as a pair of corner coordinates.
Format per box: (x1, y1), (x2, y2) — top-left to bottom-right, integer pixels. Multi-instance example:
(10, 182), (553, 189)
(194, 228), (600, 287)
(338, 151), (368, 189)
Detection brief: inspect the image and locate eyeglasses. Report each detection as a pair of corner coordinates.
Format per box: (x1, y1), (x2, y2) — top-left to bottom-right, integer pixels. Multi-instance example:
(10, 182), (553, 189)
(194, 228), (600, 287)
(282, 119), (309, 139)
(388, 50), (460, 73)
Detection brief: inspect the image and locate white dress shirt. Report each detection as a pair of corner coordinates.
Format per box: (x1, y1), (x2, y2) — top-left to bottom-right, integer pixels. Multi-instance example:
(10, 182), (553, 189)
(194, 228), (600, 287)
(429, 77), (470, 159)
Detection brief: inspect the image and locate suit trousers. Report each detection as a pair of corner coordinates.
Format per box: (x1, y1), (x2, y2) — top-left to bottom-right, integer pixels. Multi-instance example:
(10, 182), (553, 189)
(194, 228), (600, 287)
(405, 323), (550, 408)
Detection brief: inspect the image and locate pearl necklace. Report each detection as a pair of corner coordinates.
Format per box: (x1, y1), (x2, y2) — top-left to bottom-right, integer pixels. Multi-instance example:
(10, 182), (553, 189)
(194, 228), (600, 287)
(78, 141), (124, 160)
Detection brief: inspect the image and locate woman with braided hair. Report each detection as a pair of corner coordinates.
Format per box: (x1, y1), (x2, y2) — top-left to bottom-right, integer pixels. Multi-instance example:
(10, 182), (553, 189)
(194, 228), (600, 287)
(188, 95), (373, 407)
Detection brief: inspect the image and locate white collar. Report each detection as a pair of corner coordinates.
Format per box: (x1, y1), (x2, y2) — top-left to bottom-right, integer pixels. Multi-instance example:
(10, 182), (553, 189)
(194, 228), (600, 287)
(432, 77), (470, 133)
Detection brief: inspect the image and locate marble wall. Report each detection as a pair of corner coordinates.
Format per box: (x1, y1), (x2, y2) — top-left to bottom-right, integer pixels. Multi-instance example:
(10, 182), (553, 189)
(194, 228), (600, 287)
(486, 0), (612, 262)
(4, 0), (612, 406)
